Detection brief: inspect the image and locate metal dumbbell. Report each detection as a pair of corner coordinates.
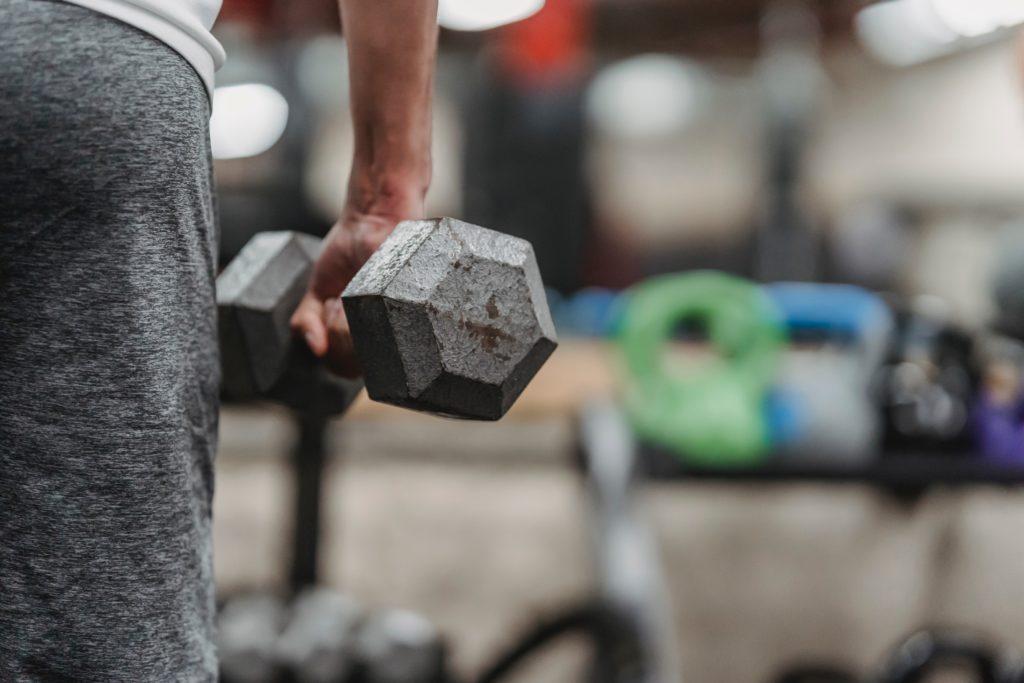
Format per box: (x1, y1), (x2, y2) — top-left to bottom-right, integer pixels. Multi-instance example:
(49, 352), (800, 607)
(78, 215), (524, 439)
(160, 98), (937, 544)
(275, 588), (365, 683)
(775, 631), (1022, 683)
(878, 300), (977, 452)
(217, 217), (558, 420)
(876, 630), (1011, 683)
(218, 595), (290, 683)
(351, 608), (448, 683)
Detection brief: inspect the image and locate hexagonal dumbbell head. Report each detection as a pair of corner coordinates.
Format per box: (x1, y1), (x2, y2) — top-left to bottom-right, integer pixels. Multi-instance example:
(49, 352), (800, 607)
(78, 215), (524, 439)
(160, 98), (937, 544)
(341, 218), (558, 420)
(217, 231), (363, 416)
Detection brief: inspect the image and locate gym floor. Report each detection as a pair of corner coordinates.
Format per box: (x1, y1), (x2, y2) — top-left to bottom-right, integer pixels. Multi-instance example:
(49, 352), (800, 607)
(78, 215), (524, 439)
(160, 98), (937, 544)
(213, 342), (1024, 683)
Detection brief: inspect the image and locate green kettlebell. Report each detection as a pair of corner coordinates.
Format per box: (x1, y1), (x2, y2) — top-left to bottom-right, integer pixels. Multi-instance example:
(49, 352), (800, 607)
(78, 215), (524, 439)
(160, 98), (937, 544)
(617, 272), (785, 466)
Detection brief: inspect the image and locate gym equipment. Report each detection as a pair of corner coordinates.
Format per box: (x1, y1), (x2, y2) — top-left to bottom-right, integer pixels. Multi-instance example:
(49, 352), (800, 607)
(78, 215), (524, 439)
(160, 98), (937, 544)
(555, 288), (624, 338)
(577, 400), (681, 683)
(753, 2), (823, 282)
(342, 218), (557, 420)
(218, 217), (558, 420)
(878, 303), (977, 452)
(764, 283), (893, 463)
(772, 629), (1024, 683)
(772, 667), (858, 683)
(462, 400), (680, 683)
(979, 225), (1024, 461)
(462, 8), (592, 295)
(275, 588), (364, 683)
(218, 232), (364, 416)
(974, 336), (1024, 463)
(219, 591), (450, 683)
(219, 595), (290, 683)
(352, 609), (449, 683)
(990, 221), (1024, 339)
(877, 630), (1007, 683)
(617, 272), (785, 466)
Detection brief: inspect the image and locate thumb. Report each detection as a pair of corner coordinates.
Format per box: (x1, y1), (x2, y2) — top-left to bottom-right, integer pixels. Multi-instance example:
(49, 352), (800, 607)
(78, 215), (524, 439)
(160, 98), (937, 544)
(290, 293), (329, 357)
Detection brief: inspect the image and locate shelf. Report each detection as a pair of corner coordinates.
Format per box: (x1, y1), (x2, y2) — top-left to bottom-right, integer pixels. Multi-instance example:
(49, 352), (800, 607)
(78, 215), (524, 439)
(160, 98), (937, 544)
(637, 444), (1024, 488)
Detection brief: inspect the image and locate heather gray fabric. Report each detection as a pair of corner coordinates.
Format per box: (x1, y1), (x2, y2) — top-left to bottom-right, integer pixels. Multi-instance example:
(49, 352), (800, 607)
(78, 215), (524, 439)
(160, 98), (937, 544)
(0, 0), (220, 679)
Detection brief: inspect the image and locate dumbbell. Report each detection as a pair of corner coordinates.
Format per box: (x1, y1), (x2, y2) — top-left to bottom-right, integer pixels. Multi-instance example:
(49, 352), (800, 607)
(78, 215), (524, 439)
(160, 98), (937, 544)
(218, 217), (558, 420)
(878, 301), (977, 452)
(775, 631), (1024, 683)
(218, 595), (290, 683)
(876, 630), (1010, 683)
(275, 588), (364, 683)
(764, 283), (893, 464)
(351, 609), (448, 683)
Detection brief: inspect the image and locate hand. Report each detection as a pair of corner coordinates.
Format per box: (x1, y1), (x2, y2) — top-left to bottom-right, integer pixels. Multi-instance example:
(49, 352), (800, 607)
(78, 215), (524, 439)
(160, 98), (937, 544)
(290, 173), (426, 378)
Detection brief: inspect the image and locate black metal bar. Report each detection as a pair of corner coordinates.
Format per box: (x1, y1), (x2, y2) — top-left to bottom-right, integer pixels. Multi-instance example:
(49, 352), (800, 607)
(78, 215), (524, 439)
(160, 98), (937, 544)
(289, 411), (329, 593)
(639, 443), (1024, 488)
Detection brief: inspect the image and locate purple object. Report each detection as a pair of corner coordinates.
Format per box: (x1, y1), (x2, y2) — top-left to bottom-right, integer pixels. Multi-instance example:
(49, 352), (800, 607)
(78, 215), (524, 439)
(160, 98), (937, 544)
(974, 390), (1024, 463)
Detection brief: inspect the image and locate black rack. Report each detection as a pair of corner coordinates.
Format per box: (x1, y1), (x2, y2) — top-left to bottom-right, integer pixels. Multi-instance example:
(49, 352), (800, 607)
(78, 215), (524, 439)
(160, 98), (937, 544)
(637, 445), (1024, 489)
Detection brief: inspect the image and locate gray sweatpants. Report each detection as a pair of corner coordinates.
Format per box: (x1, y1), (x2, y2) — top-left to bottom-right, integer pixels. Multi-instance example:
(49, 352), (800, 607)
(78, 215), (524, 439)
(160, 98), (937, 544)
(0, 0), (219, 679)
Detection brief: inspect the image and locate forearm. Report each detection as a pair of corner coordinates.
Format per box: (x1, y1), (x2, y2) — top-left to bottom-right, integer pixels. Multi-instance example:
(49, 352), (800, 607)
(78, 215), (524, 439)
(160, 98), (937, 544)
(293, 1), (439, 361)
(340, 0), (438, 206)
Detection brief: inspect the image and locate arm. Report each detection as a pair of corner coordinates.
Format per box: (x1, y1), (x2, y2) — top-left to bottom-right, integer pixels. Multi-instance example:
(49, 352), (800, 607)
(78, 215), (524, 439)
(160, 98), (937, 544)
(291, 0), (438, 376)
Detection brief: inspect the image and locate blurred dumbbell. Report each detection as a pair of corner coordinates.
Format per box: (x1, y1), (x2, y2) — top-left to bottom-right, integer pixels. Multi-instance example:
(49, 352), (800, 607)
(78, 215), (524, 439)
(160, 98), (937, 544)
(218, 595), (290, 683)
(878, 299), (977, 453)
(218, 218), (558, 420)
(352, 609), (449, 683)
(876, 630), (1008, 683)
(275, 588), (364, 683)
(764, 283), (893, 463)
(776, 631), (1024, 683)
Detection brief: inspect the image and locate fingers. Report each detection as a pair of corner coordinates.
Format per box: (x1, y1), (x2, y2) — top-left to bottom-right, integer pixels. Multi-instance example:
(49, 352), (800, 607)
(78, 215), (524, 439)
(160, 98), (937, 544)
(292, 211), (402, 376)
(290, 293), (329, 357)
(291, 294), (361, 378)
(324, 298), (362, 379)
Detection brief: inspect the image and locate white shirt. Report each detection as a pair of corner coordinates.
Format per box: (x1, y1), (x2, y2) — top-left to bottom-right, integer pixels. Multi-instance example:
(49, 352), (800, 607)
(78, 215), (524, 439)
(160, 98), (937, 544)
(63, 0), (224, 100)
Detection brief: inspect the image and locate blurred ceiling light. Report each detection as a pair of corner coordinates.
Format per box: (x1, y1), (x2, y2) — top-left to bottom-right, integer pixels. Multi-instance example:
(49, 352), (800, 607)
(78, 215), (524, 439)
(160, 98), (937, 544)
(210, 84), (289, 160)
(931, 0), (1024, 37)
(856, 0), (1024, 66)
(437, 0), (544, 31)
(585, 55), (706, 141)
(856, 0), (956, 66)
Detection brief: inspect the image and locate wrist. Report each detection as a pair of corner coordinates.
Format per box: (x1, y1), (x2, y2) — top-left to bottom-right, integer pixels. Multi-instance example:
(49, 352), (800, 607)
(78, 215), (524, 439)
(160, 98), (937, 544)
(350, 114), (432, 208)
(346, 163), (430, 220)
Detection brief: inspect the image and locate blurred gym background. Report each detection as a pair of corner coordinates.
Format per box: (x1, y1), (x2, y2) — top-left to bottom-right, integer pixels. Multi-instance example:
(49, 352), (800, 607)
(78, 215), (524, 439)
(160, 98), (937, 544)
(210, 0), (1024, 681)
